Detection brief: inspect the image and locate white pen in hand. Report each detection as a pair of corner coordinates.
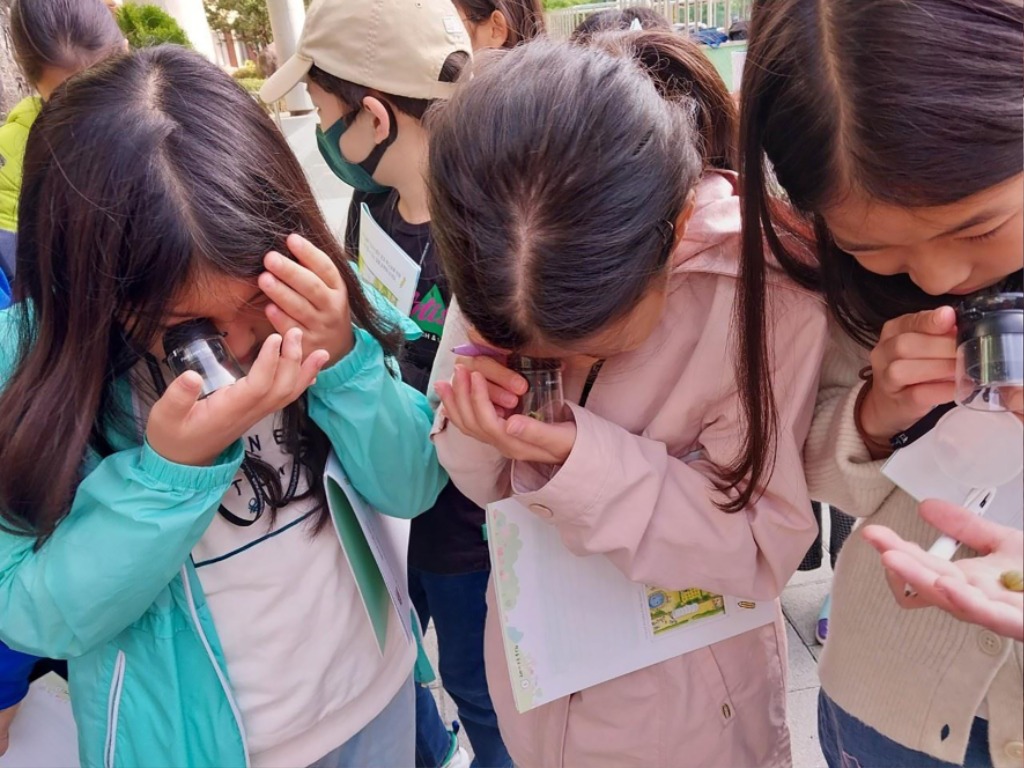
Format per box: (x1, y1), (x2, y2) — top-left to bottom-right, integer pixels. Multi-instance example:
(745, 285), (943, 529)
(904, 487), (998, 597)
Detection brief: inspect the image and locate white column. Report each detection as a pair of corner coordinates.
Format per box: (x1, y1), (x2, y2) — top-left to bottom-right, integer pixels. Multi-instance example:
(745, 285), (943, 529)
(147, 0), (218, 63)
(265, 0), (312, 113)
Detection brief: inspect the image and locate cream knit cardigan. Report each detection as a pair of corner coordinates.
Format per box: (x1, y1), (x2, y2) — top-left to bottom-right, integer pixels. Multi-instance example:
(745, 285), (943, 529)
(805, 322), (1024, 768)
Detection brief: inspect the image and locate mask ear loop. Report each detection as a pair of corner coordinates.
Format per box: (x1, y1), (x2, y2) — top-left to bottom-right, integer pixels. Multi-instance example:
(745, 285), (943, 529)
(354, 100), (400, 177)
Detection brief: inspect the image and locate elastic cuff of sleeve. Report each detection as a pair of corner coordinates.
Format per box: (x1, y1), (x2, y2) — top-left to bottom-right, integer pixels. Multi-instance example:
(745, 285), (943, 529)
(138, 439), (244, 491)
(311, 326), (381, 392)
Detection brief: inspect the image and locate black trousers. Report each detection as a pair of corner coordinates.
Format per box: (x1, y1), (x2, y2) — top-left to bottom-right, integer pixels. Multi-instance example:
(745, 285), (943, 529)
(798, 501), (855, 571)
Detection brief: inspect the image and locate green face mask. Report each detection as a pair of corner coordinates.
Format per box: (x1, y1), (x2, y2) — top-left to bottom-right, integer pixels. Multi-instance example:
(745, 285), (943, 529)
(315, 107), (396, 194)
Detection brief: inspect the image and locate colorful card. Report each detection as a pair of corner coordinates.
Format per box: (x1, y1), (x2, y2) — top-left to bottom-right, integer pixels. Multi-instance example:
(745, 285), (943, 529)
(487, 499), (776, 713)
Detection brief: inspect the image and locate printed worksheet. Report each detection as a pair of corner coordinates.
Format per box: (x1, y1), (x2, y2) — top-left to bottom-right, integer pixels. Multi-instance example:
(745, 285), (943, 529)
(324, 453), (414, 653)
(487, 499), (776, 713)
(357, 203), (421, 315)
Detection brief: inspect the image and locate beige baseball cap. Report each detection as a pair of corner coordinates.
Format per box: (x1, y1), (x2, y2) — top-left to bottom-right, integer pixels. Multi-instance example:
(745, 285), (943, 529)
(260, 0), (471, 105)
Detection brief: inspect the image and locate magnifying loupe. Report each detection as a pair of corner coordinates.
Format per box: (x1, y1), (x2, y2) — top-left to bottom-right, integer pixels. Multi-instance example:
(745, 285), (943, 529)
(163, 319), (244, 399)
(955, 293), (1023, 413)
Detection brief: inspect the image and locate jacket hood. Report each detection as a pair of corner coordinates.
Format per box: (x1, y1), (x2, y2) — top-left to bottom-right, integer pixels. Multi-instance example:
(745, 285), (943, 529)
(670, 170), (741, 273)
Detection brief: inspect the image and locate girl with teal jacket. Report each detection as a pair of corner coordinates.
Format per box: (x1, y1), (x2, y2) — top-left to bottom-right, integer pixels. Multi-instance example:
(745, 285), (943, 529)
(0, 46), (446, 768)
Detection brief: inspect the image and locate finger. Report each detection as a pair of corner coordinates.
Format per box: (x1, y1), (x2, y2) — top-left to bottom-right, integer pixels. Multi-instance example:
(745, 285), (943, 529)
(268, 328), (305, 400)
(286, 233), (344, 291)
(469, 371), (515, 443)
(860, 524), (912, 555)
(451, 365), (484, 437)
(156, 371), (203, 420)
(293, 348), (330, 397)
(879, 306), (956, 342)
(886, 381), (958, 415)
(877, 359), (957, 392)
(458, 354), (529, 396)
(239, 333), (283, 396)
(265, 301), (303, 338)
(435, 381), (468, 433)
(878, 332), (958, 365)
(506, 415), (576, 463)
(487, 381), (520, 411)
(260, 269), (318, 326)
(265, 250), (331, 311)
(935, 577), (1024, 641)
(918, 499), (1012, 556)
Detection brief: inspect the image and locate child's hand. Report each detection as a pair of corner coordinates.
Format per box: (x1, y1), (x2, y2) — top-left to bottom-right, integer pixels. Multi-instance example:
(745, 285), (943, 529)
(858, 307), (957, 453)
(435, 363), (576, 465)
(862, 499), (1024, 641)
(147, 328), (328, 466)
(259, 234), (354, 367)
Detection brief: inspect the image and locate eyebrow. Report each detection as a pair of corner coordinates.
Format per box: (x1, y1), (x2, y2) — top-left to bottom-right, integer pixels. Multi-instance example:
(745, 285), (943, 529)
(166, 289), (265, 320)
(831, 207), (1012, 253)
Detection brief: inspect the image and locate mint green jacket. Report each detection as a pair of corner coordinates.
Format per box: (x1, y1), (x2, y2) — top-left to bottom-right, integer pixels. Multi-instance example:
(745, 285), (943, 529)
(0, 301), (447, 767)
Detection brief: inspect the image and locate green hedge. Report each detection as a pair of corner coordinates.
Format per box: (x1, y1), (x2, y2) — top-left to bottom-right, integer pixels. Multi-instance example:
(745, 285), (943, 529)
(116, 4), (192, 48)
(235, 77), (265, 94)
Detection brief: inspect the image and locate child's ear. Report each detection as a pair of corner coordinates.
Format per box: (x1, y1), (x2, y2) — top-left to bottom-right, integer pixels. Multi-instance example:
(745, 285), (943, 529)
(490, 10), (510, 47)
(362, 96), (392, 143)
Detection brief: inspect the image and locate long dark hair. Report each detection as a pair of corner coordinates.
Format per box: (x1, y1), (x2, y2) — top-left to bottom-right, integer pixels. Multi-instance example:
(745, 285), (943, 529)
(455, 0), (545, 47)
(428, 34), (763, 511)
(10, 0), (124, 85)
(570, 7), (671, 43)
(739, 0), (1024, 348)
(0, 46), (402, 542)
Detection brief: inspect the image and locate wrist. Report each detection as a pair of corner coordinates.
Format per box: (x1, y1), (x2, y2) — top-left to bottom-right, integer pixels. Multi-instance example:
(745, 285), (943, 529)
(855, 379), (895, 460)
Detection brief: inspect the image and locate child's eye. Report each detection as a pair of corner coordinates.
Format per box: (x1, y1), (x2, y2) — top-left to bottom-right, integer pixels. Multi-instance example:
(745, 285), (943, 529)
(963, 222), (1007, 243)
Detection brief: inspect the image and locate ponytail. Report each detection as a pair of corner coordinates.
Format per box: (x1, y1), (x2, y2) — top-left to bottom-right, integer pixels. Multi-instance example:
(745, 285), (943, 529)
(585, 30), (737, 172)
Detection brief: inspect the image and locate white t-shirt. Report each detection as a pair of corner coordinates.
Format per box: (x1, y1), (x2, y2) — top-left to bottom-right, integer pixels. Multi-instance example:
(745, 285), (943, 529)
(192, 412), (414, 767)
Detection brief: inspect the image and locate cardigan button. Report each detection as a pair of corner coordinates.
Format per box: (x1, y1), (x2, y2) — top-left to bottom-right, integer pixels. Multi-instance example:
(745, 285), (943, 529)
(977, 630), (1003, 656)
(529, 503), (554, 519)
(1004, 741), (1024, 761)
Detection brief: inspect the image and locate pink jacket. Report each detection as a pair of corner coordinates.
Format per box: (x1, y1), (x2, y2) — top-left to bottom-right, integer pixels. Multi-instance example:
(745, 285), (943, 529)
(431, 171), (827, 768)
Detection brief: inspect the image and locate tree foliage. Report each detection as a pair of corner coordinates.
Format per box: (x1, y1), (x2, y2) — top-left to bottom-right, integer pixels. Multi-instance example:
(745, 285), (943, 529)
(117, 4), (192, 48)
(204, 0), (272, 49)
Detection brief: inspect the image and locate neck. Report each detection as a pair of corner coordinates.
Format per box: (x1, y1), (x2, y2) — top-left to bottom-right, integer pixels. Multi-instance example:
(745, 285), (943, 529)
(394, 177), (431, 225)
(380, 121), (431, 225)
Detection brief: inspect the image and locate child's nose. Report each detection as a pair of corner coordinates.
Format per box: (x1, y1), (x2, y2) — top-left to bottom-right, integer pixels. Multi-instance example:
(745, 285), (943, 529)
(218, 321), (257, 362)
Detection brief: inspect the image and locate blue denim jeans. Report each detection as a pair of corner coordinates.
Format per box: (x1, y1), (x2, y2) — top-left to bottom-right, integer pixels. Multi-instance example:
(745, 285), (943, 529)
(818, 689), (992, 768)
(410, 567), (512, 768)
(0, 642), (37, 710)
(308, 676), (415, 768)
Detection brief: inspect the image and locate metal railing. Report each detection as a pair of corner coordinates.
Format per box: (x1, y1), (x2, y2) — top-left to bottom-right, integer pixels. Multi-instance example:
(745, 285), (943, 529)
(545, 0), (752, 41)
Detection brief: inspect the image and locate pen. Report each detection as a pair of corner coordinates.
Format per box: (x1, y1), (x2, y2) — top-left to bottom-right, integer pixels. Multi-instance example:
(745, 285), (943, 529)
(451, 343), (506, 360)
(904, 487), (997, 597)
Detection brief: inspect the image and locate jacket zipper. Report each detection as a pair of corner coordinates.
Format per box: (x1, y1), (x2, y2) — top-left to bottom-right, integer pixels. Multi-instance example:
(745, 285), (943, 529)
(104, 650), (126, 768)
(180, 565), (251, 768)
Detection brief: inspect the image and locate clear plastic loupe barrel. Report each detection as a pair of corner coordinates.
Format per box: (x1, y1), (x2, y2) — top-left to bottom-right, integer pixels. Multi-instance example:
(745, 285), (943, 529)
(508, 354), (566, 423)
(163, 319), (244, 399)
(955, 293), (1023, 413)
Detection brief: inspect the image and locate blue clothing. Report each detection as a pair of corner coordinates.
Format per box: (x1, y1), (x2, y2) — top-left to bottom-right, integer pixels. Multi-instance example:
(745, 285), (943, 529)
(0, 298), (447, 767)
(410, 567), (513, 768)
(0, 642), (36, 709)
(818, 689), (992, 768)
(0, 229), (14, 284)
(309, 676), (415, 767)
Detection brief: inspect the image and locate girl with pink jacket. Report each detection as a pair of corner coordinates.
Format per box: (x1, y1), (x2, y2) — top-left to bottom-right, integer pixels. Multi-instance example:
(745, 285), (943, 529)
(425, 33), (827, 768)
